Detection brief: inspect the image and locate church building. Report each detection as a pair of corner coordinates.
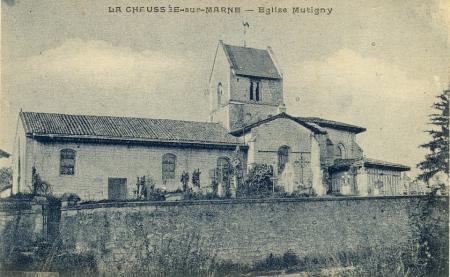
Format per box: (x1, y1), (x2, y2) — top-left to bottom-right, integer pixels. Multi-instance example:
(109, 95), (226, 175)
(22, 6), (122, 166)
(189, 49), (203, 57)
(12, 41), (410, 200)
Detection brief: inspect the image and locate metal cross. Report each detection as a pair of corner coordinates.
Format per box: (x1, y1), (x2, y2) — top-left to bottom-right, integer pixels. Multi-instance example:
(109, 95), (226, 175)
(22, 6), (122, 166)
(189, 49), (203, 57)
(243, 21), (250, 47)
(297, 152), (310, 184)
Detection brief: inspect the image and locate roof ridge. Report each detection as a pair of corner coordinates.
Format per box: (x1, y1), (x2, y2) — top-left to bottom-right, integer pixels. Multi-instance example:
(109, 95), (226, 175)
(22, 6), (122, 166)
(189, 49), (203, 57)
(297, 116), (360, 125)
(20, 111), (220, 126)
(222, 42), (268, 52)
(20, 111), (241, 146)
(230, 112), (327, 135)
(295, 115), (366, 133)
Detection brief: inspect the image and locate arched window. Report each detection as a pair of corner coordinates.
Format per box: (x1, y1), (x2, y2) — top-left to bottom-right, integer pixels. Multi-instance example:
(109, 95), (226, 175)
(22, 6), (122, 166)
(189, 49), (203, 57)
(217, 82), (223, 106)
(326, 139), (334, 161)
(249, 81), (261, 102)
(162, 153), (176, 180)
(217, 157), (231, 185)
(277, 146), (290, 174)
(336, 144), (345, 160)
(60, 149), (76, 175)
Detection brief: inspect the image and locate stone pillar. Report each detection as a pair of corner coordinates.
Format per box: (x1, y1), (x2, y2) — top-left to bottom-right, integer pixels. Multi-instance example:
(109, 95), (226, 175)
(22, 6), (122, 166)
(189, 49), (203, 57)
(32, 196), (48, 239)
(356, 168), (368, 196)
(311, 137), (325, 196)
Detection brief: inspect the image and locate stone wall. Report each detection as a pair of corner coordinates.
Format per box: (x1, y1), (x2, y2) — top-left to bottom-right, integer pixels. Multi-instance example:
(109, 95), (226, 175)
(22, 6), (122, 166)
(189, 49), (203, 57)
(322, 127), (361, 160)
(0, 199), (47, 269)
(229, 102), (279, 129)
(209, 42), (230, 118)
(57, 196), (448, 273)
(229, 76), (283, 107)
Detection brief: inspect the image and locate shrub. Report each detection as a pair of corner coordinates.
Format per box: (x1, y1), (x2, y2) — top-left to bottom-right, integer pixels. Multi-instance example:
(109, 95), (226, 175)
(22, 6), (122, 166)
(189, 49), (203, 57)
(237, 163), (282, 198)
(253, 253), (284, 271)
(282, 249), (300, 268)
(128, 231), (216, 277)
(134, 176), (166, 201)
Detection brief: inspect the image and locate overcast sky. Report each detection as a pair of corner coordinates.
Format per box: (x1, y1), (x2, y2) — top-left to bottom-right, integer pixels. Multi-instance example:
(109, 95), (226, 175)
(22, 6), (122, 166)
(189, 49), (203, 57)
(1, 0), (449, 174)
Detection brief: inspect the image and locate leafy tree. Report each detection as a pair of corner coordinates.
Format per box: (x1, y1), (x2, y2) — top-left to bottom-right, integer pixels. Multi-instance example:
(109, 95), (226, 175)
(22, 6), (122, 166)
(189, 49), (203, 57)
(237, 163), (281, 197)
(0, 167), (12, 190)
(417, 88), (449, 187)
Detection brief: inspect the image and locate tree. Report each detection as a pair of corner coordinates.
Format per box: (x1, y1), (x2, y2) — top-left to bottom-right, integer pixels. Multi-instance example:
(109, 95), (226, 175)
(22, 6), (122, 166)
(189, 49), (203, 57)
(237, 163), (280, 197)
(0, 167), (12, 190)
(417, 88), (449, 188)
(192, 169), (201, 188)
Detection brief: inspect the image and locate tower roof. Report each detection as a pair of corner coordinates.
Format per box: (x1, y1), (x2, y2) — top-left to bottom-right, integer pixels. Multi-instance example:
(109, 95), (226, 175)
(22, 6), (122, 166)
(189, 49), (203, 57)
(221, 42), (282, 79)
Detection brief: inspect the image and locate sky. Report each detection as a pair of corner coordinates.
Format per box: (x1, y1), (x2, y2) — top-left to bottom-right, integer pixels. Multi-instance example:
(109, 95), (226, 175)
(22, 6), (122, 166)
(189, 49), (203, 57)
(1, 0), (449, 174)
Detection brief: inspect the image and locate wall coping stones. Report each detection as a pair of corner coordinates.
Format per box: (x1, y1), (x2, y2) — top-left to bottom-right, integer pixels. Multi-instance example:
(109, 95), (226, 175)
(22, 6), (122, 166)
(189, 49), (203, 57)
(63, 195), (448, 211)
(0, 199), (33, 211)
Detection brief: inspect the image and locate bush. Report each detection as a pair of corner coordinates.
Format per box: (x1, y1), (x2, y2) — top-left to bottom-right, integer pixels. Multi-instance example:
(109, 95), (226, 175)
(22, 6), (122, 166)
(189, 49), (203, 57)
(1, 235), (97, 276)
(146, 188), (166, 201)
(128, 232), (216, 277)
(134, 175), (166, 201)
(251, 250), (300, 272)
(237, 164), (282, 198)
(282, 249), (300, 268)
(253, 253), (284, 271)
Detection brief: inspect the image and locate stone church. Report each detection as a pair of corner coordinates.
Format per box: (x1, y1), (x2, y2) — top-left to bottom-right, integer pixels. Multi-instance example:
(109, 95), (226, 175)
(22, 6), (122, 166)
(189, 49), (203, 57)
(12, 41), (410, 200)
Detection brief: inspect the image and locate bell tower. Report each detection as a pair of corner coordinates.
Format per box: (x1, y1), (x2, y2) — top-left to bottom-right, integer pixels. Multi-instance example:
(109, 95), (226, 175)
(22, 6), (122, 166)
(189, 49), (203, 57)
(209, 40), (284, 131)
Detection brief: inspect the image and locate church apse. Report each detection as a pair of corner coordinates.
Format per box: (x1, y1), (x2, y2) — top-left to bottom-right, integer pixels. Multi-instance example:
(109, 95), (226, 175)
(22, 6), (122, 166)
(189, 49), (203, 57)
(244, 117), (324, 194)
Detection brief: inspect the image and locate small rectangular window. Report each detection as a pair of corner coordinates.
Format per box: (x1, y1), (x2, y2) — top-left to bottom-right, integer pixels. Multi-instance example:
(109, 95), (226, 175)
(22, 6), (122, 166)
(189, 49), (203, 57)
(60, 149), (76, 175)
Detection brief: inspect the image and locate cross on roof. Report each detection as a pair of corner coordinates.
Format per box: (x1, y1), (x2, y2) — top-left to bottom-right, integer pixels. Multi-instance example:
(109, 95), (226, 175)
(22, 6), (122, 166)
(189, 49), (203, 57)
(242, 21), (250, 47)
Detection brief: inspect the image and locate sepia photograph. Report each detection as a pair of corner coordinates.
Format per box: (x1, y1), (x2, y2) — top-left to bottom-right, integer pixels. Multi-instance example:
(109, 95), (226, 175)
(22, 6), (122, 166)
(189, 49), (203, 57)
(0, 0), (449, 276)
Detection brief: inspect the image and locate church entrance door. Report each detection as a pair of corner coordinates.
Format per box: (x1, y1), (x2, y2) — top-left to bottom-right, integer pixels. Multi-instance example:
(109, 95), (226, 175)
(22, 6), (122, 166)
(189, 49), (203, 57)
(108, 178), (127, 200)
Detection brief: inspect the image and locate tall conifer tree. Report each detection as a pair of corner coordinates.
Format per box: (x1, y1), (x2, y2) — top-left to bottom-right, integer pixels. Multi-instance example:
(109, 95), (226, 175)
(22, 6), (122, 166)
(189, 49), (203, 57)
(417, 87), (449, 183)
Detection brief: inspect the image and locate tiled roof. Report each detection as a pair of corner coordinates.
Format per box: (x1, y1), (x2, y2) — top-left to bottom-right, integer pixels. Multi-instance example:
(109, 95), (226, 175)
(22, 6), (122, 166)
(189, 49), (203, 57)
(364, 158), (411, 171)
(230, 113), (327, 135)
(329, 158), (410, 172)
(222, 42), (281, 79)
(297, 117), (366, 134)
(20, 112), (242, 146)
